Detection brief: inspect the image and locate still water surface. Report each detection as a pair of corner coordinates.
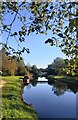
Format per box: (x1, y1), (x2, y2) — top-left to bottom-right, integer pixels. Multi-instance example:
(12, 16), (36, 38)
(22, 77), (77, 119)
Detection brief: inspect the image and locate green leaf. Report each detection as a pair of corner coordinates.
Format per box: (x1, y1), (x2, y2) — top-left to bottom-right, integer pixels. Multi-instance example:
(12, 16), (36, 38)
(69, 19), (74, 29)
(21, 26), (25, 30)
(58, 33), (64, 38)
(50, 41), (53, 46)
(13, 32), (17, 35)
(56, 29), (60, 32)
(26, 48), (30, 54)
(50, 6), (53, 9)
(68, 4), (72, 9)
(32, 2), (35, 6)
(19, 37), (25, 42)
(3, 25), (8, 29)
(45, 39), (53, 46)
(19, 31), (22, 36)
(64, 28), (68, 34)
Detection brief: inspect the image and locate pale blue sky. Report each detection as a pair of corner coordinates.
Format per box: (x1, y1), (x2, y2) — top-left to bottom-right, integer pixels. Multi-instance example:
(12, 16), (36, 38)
(2, 2), (67, 68)
(22, 32), (67, 68)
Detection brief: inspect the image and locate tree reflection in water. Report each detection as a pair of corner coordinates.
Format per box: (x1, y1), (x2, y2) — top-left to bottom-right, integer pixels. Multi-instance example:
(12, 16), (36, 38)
(48, 79), (78, 95)
(51, 82), (68, 96)
(27, 84), (31, 91)
(24, 77), (78, 96)
(23, 77), (77, 118)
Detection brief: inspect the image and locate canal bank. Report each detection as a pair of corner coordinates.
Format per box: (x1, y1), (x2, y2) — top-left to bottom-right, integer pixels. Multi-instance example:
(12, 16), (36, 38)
(47, 75), (78, 86)
(1, 76), (38, 119)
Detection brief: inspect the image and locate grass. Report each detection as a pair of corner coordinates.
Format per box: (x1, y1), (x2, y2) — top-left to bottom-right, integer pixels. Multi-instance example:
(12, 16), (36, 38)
(53, 75), (75, 80)
(53, 75), (78, 81)
(1, 76), (38, 119)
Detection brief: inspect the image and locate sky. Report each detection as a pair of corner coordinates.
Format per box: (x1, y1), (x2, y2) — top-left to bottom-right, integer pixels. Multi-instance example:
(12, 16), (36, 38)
(22, 32), (67, 68)
(2, 31), (67, 68)
(2, 2), (68, 68)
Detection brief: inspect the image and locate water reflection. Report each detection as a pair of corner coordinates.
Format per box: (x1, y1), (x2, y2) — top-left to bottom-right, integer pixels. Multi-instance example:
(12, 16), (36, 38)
(23, 77), (78, 97)
(22, 77), (77, 118)
(30, 77), (78, 96)
(26, 84), (31, 90)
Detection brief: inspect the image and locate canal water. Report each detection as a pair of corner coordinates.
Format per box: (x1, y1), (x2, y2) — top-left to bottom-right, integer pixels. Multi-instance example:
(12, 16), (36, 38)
(22, 77), (77, 119)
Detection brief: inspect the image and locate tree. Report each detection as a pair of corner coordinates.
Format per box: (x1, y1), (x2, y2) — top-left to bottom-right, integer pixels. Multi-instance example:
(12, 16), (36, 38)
(31, 65), (39, 78)
(0, 2), (78, 74)
(52, 57), (65, 68)
(1, 48), (17, 75)
(47, 64), (57, 75)
(46, 57), (66, 76)
(51, 57), (66, 75)
(63, 58), (78, 76)
(15, 58), (27, 76)
(25, 63), (32, 73)
(0, 47), (27, 76)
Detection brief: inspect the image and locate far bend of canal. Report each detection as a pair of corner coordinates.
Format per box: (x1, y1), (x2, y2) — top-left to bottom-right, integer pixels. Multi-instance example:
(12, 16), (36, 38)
(22, 77), (78, 119)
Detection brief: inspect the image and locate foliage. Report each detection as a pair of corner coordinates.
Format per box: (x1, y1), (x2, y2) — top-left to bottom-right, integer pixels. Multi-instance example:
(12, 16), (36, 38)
(53, 75), (78, 83)
(0, 48), (27, 76)
(15, 58), (27, 76)
(25, 64), (39, 79)
(0, 2), (78, 75)
(47, 57), (65, 75)
(63, 58), (78, 76)
(51, 57), (66, 75)
(25, 64), (32, 73)
(1, 2), (78, 58)
(1, 48), (17, 75)
(0, 47), (39, 77)
(1, 76), (38, 119)
(46, 57), (78, 77)
(48, 75), (78, 95)
(31, 65), (39, 78)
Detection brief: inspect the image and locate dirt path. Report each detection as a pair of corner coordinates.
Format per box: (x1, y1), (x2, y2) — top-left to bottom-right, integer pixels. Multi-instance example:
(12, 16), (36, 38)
(0, 80), (6, 88)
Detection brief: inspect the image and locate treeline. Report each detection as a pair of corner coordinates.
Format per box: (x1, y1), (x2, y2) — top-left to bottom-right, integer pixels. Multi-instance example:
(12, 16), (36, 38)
(37, 57), (78, 77)
(46, 57), (78, 77)
(1, 47), (78, 77)
(0, 48), (26, 76)
(0, 47), (39, 78)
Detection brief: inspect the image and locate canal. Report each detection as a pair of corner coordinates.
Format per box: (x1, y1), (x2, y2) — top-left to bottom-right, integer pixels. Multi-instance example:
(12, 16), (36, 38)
(22, 77), (77, 119)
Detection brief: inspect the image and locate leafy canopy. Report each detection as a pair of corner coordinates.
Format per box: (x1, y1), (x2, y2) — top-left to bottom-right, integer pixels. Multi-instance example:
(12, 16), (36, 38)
(0, 2), (78, 57)
(0, 2), (78, 63)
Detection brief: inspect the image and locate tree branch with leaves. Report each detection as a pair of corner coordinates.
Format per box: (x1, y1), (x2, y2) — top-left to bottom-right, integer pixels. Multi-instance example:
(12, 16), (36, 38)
(0, 1), (78, 76)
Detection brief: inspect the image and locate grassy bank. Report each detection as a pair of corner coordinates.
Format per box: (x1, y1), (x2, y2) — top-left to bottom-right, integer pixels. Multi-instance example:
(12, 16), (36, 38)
(1, 76), (38, 119)
(48, 75), (78, 85)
